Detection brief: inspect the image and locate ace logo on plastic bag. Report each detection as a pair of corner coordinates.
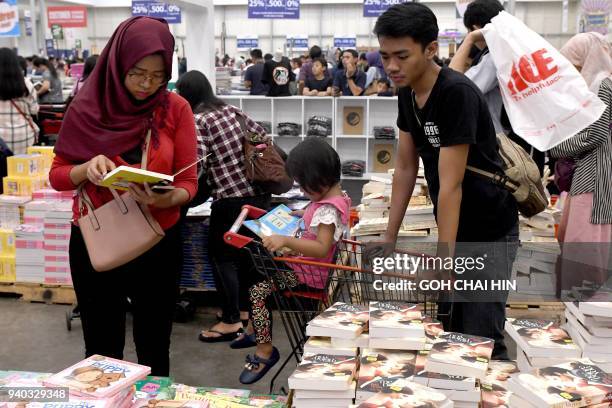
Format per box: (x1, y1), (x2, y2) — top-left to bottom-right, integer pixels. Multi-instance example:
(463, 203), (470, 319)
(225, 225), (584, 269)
(482, 11), (606, 151)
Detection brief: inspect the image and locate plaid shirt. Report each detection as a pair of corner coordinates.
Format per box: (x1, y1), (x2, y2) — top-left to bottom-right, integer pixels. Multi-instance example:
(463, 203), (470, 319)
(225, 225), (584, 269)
(0, 79), (39, 155)
(195, 104), (264, 200)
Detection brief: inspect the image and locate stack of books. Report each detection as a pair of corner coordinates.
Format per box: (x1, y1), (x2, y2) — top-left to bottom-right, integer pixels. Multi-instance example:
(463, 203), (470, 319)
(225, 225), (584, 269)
(479, 360), (519, 408)
(506, 359), (612, 407)
(355, 378), (454, 408)
(306, 302), (370, 347)
(303, 336), (358, 357)
(425, 332), (494, 380)
(14, 224), (44, 283)
(215, 67), (233, 94)
(43, 200), (73, 285)
(369, 301), (427, 350)
(0, 195), (30, 228)
(27, 146), (55, 175)
(565, 300), (612, 372)
(512, 238), (560, 298)
(504, 318), (581, 372)
(355, 349), (418, 404)
(23, 200), (49, 227)
(2, 155), (47, 196)
(41, 355), (150, 407)
(288, 353), (358, 408)
(414, 348), (479, 408)
(0, 228), (16, 283)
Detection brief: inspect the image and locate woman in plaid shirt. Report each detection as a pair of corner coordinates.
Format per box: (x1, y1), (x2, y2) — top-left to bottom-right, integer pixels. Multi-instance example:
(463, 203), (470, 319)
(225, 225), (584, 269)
(177, 70), (271, 343)
(0, 48), (39, 155)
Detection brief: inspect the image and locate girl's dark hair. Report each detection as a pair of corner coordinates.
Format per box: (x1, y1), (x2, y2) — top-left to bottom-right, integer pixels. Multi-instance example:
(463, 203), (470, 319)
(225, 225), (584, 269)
(176, 70), (226, 114)
(0, 48), (28, 101)
(82, 55), (99, 80)
(286, 138), (341, 194)
(33, 57), (58, 78)
(373, 3), (439, 50)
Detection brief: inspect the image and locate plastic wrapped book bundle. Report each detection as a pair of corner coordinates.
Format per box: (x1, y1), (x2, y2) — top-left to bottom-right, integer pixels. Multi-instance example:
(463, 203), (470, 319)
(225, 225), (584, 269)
(373, 126), (396, 139)
(306, 116), (333, 137)
(256, 121), (272, 134)
(341, 160), (366, 177)
(277, 122), (302, 136)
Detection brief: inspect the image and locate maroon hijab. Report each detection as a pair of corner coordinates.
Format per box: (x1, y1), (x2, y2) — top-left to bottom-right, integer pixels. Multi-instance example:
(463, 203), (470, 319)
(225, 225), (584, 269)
(54, 17), (175, 162)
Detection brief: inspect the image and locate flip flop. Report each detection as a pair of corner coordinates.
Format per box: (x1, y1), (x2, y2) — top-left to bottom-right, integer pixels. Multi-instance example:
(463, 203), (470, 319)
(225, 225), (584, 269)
(198, 328), (243, 343)
(239, 347), (280, 384)
(230, 332), (257, 349)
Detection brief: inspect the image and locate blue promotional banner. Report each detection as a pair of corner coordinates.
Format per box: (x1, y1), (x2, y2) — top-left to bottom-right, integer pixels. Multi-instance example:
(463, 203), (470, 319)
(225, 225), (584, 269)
(286, 36), (308, 51)
(248, 0), (300, 19)
(45, 39), (56, 58)
(237, 36), (259, 50)
(132, 1), (181, 24)
(334, 37), (357, 49)
(0, 0), (20, 38)
(363, 0), (411, 17)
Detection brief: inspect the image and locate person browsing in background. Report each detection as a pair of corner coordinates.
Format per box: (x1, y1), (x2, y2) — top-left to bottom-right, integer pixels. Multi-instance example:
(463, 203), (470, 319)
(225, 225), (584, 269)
(262, 49), (295, 97)
(449, 0), (545, 174)
(49, 16), (198, 376)
(0, 48), (39, 155)
(370, 3), (518, 359)
(175, 70), (272, 344)
(376, 78), (394, 96)
(333, 49), (367, 96)
(71, 55), (99, 98)
(33, 57), (64, 104)
(299, 45), (332, 95)
(243, 49), (268, 96)
(550, 33), (612, 290)
(291, 57), (302, 78)
(364, 51), (388, 95)
(230, 138), (351, 385)
(303, 58), (333, 96)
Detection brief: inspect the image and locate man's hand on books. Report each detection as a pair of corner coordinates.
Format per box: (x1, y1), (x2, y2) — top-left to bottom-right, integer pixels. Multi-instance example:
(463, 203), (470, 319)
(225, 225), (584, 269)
(262, 235), (287, 253)
(87, 155), (116, 185)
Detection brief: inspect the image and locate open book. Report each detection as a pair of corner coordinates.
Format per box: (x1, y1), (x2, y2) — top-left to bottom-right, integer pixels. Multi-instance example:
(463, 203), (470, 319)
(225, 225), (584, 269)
(243, 204), (301, 238)
(101, 155), (209, 191)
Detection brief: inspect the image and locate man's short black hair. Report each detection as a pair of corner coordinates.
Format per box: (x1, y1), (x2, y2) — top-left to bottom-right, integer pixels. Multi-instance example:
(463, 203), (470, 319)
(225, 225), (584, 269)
(264, 53), (273, 61)
(285, 138), (341, 194)
(373, 3), (438, 50)
(342, 49), (358, 59)
(309, 45), (322, 59)
(250, 49), (263, 59)
(378, 78), (390, 88)
(312, 57), (327, 69)
(464, 0), (504, 30)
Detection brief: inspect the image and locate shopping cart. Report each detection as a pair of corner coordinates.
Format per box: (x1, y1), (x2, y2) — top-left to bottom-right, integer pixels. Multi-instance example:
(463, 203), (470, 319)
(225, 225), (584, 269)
(37, 104), (66, 146)
(224, 205), (451, 393)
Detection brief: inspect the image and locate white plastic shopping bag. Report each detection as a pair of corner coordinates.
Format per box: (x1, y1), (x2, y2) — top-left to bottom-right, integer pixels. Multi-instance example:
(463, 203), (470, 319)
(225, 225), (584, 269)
(482, 11), (606, 151)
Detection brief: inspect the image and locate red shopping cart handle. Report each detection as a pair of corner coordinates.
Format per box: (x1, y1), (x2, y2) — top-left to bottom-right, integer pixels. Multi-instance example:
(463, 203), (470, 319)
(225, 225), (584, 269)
(223, 205), (267, 249)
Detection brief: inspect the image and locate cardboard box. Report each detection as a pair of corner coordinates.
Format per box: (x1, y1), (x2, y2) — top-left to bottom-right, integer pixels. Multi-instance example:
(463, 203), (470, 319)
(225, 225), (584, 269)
(343, 106), (364, 135)
(372, 143), (396, 173)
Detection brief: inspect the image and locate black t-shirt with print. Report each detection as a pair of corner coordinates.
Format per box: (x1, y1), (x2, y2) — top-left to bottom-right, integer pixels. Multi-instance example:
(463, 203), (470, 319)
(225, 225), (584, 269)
(305, 76), (332, 92)
(397, 67), (517, 242)
(263, 58), (295, 97)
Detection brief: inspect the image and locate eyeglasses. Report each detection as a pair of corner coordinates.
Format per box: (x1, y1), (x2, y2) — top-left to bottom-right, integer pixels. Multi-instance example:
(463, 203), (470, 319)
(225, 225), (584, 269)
(127, 71), (167, 85)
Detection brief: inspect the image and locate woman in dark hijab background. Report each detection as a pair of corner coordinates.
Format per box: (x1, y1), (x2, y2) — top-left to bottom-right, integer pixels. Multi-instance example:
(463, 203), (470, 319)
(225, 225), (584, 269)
(50, 17), (198, 376)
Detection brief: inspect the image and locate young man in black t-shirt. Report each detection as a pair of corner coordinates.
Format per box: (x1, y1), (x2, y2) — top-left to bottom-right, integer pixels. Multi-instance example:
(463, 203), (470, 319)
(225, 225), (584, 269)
(304, 58), (333, 96)
(373, 3), (519, 359)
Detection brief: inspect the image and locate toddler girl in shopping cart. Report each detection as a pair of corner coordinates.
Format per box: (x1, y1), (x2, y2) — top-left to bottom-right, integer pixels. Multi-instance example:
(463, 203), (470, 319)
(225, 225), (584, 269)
(233, 137), (351, 384)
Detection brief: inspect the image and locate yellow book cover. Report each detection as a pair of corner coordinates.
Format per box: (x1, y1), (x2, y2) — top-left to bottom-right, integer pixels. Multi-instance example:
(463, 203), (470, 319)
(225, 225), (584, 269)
(7, 155), (44, 177)
(27, 146), (55, 157)
(3, 176), (45, 196)
(0, 229), (16, 255)
(0, 254), (16, 283)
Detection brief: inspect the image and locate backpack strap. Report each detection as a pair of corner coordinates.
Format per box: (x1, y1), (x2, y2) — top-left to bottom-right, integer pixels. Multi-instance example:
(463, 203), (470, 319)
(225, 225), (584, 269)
(465, 165), (519, 192)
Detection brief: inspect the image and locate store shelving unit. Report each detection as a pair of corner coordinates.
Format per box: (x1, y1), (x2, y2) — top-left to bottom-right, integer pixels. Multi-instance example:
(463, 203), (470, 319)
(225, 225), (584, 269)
(219, 95), (400, 180)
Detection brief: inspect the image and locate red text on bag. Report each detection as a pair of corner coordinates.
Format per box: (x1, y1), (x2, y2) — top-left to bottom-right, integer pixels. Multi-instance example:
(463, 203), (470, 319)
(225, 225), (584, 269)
(507, 49), (558, 95)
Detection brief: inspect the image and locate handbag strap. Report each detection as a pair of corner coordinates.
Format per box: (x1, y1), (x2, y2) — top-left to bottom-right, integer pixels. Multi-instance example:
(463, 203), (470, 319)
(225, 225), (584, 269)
(465, 165), (519, 192)
(10, 99), (37, 134)
(141, 128), (151, 170)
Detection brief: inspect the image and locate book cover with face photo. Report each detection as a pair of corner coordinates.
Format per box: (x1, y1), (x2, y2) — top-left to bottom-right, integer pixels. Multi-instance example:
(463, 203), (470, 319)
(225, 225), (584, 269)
(369, 301), (424, 338)
(357, 349), (417, 391)
(505, 318), (581, 358)
(423, 317), (444, 346)
(479, 361), (520, 408)
(425, 332), (494, 380)
(6, 388), (134, 408)
(507, 359), (612, 408)
(306, 302), (369, 339)
(42, 355), (151, 398)
(288, 353), (357, 391)
(412, 349), (476, 391)
(356, 379), (453, 408)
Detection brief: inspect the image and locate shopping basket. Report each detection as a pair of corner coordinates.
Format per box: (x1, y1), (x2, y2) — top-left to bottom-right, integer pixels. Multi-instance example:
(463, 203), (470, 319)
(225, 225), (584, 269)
(224, 205), (452, 393)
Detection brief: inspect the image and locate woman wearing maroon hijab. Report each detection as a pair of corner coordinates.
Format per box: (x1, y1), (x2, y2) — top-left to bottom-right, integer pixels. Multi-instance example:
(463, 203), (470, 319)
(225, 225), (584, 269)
(49, 17), (197, 376)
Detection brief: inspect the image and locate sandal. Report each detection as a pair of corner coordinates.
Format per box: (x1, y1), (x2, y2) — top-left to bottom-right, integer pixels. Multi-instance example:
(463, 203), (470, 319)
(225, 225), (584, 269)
(230, 332), (257, 349)
(198, 328), (243, 343)
(239, 347), (280, 384)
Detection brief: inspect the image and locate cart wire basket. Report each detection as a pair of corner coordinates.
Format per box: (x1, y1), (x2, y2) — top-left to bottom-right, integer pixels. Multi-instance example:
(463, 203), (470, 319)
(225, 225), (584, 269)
(224, 205), (451, 393)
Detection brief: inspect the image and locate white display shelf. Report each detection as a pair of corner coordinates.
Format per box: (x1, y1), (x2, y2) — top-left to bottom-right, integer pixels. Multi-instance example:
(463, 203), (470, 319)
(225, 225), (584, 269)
(219, 95), (400, 175)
